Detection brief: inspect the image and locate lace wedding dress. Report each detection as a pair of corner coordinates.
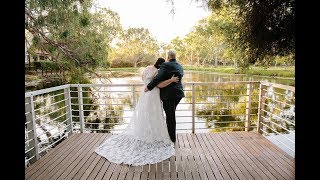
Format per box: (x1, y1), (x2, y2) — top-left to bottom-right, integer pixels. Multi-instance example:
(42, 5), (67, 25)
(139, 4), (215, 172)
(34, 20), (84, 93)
(95, 65), (175, 166)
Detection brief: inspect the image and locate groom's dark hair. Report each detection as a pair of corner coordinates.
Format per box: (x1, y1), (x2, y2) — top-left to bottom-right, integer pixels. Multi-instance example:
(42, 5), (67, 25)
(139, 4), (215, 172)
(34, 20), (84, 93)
(154, 58), (165, 69)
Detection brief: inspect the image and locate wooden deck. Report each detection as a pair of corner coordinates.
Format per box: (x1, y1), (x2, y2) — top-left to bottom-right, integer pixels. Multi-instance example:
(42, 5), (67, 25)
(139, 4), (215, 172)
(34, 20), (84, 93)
(25, 132), (295, 180)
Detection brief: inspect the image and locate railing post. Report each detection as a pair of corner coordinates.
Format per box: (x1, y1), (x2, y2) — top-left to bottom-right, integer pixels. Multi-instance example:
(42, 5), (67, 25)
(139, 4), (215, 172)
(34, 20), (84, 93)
(245, 83), (252, 131)
(25, 97), (39, 164)
(257, 83), (266, 134)
(64, 86), (73, 136)
(29, 96), (40, 160)
(192, 83), (195, 133)
(132, 85), (136, 108)
(77, 86), (84, 133)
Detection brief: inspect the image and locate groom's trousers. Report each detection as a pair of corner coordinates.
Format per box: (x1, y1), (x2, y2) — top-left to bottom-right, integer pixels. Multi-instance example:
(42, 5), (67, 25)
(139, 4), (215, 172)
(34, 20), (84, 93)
(162, 98), (182, 142)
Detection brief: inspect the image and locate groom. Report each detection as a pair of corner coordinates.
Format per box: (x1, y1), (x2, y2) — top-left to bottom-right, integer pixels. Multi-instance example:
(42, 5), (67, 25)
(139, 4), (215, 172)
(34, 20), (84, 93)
(144, 49), (185, 142)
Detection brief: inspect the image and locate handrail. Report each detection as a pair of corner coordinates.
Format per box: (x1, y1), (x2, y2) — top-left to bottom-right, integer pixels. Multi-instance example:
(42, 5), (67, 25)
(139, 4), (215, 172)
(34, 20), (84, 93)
(25, 84), (70, 97)
(261, 81), (295, 92)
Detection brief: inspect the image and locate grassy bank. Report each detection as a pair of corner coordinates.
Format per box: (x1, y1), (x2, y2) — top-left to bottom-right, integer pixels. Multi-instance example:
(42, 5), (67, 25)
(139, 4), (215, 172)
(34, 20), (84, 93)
(99, 67), (140, 72)
(184, 66), (294, 78)
(98, 66), (295, 78)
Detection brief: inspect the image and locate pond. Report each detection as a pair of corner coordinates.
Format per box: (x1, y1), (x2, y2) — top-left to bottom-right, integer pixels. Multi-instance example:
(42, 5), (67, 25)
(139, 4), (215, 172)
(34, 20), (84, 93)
(86, 70), (294, 132)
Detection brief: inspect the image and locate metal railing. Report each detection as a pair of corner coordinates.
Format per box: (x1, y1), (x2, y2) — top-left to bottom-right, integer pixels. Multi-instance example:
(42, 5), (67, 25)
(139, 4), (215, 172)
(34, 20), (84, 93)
(25, 81), (295, 166)
(257, 82), (295, 156)
(25, 85), (73, 167)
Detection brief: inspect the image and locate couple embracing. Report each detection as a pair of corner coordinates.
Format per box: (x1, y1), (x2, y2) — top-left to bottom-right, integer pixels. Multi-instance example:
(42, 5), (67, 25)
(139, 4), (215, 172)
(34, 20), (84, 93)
(95, 49), (185, 166)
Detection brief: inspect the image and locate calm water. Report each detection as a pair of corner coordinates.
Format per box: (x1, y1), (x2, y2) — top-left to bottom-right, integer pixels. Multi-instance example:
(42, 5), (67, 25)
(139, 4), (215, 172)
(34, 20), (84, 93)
(89, 71), (294, 132)
(93, 70), (295, 86)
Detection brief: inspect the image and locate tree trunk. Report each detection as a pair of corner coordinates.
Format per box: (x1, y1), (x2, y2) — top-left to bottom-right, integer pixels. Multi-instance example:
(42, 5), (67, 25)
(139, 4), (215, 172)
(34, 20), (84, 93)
(202, 58), (206, 65)
(28, 55), (31, 70)
(215, 54), (218, 67)
(197, 54), (200, 65)
(190, 52), (193, 65)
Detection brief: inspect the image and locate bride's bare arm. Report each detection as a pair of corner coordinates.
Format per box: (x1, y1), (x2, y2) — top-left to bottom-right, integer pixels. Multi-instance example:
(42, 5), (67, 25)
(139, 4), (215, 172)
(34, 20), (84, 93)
(157, 75), (179, 88)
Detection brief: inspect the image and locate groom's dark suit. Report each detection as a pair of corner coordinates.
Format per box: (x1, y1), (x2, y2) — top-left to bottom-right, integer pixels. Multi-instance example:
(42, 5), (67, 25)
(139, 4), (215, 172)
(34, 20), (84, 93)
(147, 59), (185, 142)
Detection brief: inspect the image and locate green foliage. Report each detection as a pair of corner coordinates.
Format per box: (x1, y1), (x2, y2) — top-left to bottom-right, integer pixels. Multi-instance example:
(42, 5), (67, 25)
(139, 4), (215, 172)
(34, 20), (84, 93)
(206, 0), (295, 65)
(26, 0), (122, 77)
(109, 27), (160, 68)
(68, 68), (91, 84)
(102, 105), (124, 133)
(183, 65), (294, 78)
(165, 0), (295, 68)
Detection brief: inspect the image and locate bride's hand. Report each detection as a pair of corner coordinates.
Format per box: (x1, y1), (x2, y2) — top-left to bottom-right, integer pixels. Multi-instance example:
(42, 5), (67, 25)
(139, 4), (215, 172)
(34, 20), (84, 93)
(170, 74), (179, 83)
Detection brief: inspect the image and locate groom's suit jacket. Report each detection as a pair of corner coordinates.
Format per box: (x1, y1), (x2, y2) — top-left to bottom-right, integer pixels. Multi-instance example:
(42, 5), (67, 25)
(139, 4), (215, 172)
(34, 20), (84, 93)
(147, 59), (185, 100)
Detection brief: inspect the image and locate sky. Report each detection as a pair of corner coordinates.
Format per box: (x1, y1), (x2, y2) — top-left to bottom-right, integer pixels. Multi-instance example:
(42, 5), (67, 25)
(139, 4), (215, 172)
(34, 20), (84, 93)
(95, 0), (210, 44)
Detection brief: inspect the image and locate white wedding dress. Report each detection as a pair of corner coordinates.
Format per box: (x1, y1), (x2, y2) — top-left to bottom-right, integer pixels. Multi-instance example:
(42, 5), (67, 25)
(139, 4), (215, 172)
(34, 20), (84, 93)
(95, 65), (175, 166)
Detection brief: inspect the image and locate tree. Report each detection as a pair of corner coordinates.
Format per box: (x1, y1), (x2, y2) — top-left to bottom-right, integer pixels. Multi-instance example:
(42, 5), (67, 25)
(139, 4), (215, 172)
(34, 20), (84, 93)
(206, 0), (295, 65)
(167, 0), (295, 67)
(25, 0), (121, 81)
(171, 13), (232, 67)
(110, 28), (160, 67)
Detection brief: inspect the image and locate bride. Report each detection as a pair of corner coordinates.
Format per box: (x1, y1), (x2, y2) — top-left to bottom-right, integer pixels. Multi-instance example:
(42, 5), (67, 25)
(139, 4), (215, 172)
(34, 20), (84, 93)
(95, 58), (179, 166)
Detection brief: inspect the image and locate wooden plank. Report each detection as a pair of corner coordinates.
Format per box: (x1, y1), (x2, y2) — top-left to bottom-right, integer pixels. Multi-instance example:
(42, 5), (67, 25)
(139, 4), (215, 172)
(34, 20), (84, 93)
(155, 161), (163, 180)
(231, 132), (290, 180)
(89, 147), (112, 179)
(182, 133), (201, 180)
(223, 132), (271, 180)
(62, 134), (108, 180)
(25, 133), (80, 177)
(75, 134), (110, 179)
(174, 136), (185, 180)
(116, 165), (129, 180)
(204, 133), (248, 180)
(148, 164), (156, 180)
(178, 134), (192, 180)
(24, 132), (295, 180)
(77, 154), (101, 179)
(109, 163), (122, 180)
(242, 132), (295, 173)
(177, 133), (192, 180)
(94, 161), (111, 180)
(186, 133), (210, 180)
(163, 160), (170, 180)
(132, 165), (142, 180)
(101, 161), (117, 180)
(197, 133), (234, 180)
(238, 132), (295, 179)
(226, 132), (278, 180)
(33, 134), (93, 180)
(169, 156), (177, 180)
(85, 158), (106, 180)
(25, 133), (79, 173)
(48, 133), (105, 180)
(27, 133), (91, 180)
(251, 132), (295, 167)
(125, 165), (135, 180)
(140, 164), (149, 180)
(194, 133), (224, 180)
(212, 133), (255, 180)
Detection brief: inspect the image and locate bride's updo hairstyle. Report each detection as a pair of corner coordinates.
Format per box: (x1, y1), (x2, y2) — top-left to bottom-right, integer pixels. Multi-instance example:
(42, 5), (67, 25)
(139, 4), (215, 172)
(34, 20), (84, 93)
(154, 58), (165, 69)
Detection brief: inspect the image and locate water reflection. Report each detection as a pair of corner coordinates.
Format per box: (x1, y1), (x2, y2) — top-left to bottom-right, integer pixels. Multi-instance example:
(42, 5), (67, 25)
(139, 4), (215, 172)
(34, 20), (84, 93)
(87, 71), (294, 133)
